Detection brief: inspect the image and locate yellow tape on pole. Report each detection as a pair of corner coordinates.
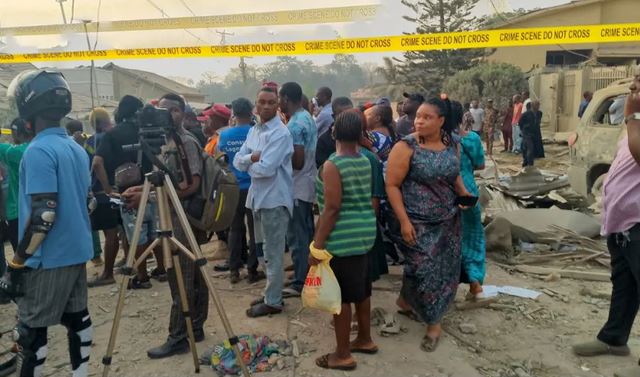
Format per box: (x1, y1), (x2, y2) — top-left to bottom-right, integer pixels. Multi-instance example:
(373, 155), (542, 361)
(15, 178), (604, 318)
(0, 23), (639, 63)
(0, 5), (378, 37)
(1, 129), (11, 135)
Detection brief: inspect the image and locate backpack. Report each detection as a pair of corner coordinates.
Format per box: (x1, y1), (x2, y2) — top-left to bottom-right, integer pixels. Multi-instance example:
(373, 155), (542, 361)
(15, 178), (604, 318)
(182, 134), (240, 233)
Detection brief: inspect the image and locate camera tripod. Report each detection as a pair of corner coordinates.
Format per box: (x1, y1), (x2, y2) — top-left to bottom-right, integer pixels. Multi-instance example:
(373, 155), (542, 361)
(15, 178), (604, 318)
(101, 170), (250, 377)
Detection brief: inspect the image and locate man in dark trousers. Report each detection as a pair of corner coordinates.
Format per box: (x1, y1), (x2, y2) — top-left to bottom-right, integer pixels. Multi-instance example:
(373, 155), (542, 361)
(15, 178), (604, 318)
(0, 70), (94, 377)
(572, 68), (640, 377)
(519, 100), (544, 167)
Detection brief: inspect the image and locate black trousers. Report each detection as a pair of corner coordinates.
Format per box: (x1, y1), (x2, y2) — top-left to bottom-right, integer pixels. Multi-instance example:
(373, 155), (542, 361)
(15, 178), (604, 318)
(597, 224), (640, 346)
(522, 135), (535, 167)
(229, 189), (257, 274)
(168, 214), (209, 342)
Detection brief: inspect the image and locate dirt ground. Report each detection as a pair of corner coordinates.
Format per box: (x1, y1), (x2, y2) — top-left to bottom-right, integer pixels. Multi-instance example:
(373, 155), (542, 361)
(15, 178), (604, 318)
(1, 142), (630, 377)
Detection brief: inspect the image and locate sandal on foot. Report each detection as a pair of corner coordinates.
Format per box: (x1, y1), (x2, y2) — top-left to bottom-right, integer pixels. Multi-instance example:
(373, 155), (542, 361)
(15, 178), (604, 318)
(246, 303), (282, 318)
(315, 354), (357, 371)
(397, 309), (421, 322)
(350, 345), (378, 355)
(127, 277), (152, 290)
(420, 335), (440, 352)
(87, 276), (116, 288)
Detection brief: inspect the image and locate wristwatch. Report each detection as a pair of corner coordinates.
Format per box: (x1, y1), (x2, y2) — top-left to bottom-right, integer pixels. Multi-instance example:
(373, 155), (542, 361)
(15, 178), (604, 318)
(626, 113), (640, 123)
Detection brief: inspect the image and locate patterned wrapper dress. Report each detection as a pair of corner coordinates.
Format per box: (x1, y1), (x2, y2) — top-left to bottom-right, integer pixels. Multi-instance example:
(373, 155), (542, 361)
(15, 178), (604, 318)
(395, 135), (462, 325)
(459, 132), (486, 284)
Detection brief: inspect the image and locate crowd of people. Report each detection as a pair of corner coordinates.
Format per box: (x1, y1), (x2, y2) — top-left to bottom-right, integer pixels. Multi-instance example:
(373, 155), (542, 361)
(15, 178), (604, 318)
(1, 65), (639, 376)
(462, 91), (545, 166)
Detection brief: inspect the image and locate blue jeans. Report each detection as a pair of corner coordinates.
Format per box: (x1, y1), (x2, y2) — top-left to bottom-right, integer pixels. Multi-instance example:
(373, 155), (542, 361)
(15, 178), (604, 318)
(120, 202), (157, 246)
(287, 200), (315, 291)
(253, 206), (290, 308)
(512, 123), (522, 153)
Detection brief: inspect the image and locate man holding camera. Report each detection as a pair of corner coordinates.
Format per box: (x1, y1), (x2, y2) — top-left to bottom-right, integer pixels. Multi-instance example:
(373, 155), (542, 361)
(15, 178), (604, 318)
(122, 93), (209, 359)
(0, 70), (93, 377)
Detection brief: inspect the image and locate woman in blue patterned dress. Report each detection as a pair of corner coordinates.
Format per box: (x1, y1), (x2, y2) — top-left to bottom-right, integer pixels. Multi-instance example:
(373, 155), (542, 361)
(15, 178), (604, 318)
(386, 97), (472, 352)
(452, 101), (487, 300)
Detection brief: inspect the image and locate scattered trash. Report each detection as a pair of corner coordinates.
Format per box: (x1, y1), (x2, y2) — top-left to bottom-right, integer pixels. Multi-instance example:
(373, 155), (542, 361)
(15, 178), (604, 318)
(200, 335), (287, 376)
(482, 285), (542, 300)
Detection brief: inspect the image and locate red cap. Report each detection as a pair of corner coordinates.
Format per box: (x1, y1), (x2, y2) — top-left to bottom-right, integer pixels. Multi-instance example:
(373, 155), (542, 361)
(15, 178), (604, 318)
(197, 103), (231, 122)
(262, 81), (279, 95)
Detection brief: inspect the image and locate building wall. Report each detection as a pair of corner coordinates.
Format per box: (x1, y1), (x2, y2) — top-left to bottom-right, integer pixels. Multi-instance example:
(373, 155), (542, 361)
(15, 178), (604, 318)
(490, 0), (640, 71)
(489, 2), (603, 71)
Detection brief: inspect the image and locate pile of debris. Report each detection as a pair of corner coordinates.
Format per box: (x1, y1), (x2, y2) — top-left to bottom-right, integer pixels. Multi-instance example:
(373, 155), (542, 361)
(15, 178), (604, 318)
(479, 160), (609, 277)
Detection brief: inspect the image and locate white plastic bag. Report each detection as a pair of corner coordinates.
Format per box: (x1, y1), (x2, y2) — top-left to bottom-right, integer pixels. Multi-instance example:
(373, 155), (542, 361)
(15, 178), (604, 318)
(301, 245), (342, 315)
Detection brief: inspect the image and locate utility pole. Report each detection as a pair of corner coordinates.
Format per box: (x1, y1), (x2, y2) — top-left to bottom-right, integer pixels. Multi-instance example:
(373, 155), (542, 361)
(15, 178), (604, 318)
(55, 0), (68, 24)
(82, 20), (96, 110)
(216, 30), (234, 45)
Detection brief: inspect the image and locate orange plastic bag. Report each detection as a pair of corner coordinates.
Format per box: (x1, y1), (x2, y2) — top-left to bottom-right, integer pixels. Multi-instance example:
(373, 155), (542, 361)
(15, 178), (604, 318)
(301, 244), (342, 315)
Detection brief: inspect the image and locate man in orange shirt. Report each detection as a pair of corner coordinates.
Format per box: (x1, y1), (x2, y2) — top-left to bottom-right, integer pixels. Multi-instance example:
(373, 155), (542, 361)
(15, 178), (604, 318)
(199, 104), (231, 155)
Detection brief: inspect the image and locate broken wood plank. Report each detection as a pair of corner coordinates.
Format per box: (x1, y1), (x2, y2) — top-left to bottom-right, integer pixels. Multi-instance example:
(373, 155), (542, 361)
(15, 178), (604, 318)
(562, 252), (607, 269)
(513, 264), (610, 282)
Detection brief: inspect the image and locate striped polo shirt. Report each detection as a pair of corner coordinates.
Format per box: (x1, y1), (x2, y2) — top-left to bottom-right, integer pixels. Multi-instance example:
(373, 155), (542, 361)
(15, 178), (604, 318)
(316, 153), (376, 257)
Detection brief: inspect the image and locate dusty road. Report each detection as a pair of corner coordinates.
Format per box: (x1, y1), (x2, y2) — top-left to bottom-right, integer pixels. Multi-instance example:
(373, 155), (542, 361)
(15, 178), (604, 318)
(1, 143), (627, 377)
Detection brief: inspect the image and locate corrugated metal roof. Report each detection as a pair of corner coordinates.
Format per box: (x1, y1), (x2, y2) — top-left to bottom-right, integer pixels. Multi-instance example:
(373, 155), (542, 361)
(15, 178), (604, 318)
(103, 62), (202, 97)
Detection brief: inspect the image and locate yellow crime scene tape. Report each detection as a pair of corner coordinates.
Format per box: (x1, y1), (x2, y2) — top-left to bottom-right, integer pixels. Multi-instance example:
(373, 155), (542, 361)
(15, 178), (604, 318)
(0, 23), (639, 64)
(1, 129), (11, 135)
(0, 5), (378, 37)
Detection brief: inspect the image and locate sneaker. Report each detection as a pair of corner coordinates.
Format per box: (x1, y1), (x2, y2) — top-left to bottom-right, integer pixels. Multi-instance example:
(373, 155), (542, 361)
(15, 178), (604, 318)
(213, 262), (229, 272)
(127, 277), (152, 290)
(572, 339), (630, 357)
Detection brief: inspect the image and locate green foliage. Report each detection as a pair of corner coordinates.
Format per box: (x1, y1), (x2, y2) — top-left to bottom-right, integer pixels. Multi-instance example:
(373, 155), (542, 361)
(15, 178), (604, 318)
(443, 62), (528, 108)
(197, 55), (366, 103)
(479, 8), (530, 29)
(397, 0), (487, 97)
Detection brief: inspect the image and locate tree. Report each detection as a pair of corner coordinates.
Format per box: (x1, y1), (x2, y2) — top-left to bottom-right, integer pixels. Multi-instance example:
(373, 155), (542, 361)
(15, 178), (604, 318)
(397, 0), (487, 97)
(369, 57), (405, 100)
(443, 63), (527, 108)
(480, 8), (530, 29)
(322, 54), (366, 97)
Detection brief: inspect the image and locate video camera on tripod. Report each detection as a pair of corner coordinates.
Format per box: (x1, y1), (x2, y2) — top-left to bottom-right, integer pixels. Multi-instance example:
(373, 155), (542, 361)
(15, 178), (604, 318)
(123, 104), (173, 155)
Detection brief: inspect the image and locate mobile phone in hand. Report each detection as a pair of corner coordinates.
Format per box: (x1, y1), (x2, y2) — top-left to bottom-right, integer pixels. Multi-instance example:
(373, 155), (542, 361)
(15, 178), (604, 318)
(455, 196), (479, 207)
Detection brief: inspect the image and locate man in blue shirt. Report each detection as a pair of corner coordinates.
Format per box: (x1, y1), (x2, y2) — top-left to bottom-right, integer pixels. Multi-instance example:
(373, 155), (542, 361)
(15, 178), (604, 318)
(279, 82), (317, 297)
(234, 86), (293, 318)
(578, 91), (592, 118)
(0, 70), (93, 377)
(218, 97), (264, 284)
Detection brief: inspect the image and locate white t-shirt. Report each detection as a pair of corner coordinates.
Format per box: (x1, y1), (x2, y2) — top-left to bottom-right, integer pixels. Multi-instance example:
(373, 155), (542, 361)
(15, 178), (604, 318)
(469, 108), (485, 132)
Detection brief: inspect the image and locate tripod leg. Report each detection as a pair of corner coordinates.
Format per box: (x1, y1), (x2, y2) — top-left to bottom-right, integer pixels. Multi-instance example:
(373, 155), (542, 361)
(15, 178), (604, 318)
(102, 180), (153, 377)
(155, 185), (200, 373)
(163, 175), (251, 377)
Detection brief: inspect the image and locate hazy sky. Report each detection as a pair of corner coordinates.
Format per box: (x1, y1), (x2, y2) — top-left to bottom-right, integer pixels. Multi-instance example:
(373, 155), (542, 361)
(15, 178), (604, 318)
(0, 0), (572, 83)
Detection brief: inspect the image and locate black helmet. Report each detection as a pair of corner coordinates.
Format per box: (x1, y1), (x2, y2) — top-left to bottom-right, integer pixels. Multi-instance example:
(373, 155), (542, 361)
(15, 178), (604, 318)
(8, 70), (72, 121)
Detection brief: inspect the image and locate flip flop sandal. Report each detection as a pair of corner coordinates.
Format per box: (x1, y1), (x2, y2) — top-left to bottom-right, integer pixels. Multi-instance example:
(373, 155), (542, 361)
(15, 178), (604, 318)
(315, 354), (357, 371)
(87, 276), (116, 288)
(350, 346), (379, 355)
(397, 309), (422, 322)
(246, 303), (282, 318)
(420, 335), (440, 353)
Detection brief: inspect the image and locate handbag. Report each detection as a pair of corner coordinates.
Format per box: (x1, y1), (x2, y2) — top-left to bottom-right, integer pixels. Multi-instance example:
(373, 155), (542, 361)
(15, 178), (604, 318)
(114, 162), (142, 191)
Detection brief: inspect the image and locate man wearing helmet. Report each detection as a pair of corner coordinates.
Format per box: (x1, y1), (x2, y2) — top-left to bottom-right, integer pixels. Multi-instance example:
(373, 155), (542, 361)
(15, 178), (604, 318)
(0, 70), (94, 377)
